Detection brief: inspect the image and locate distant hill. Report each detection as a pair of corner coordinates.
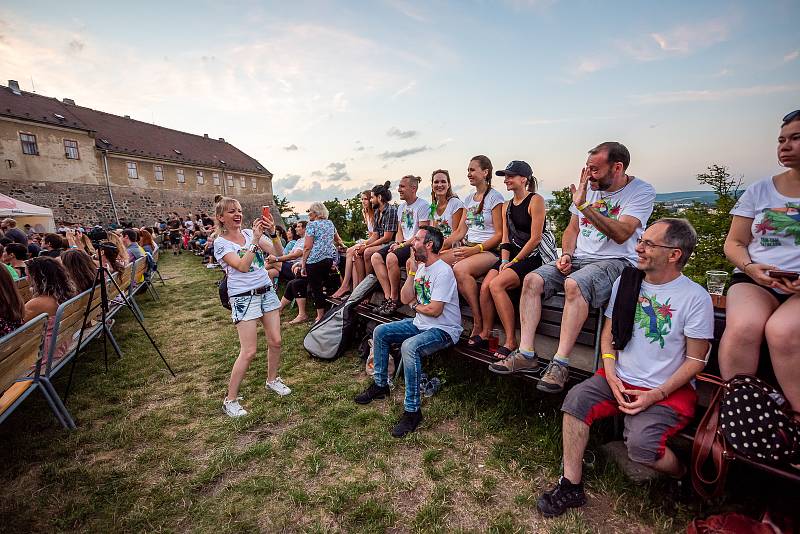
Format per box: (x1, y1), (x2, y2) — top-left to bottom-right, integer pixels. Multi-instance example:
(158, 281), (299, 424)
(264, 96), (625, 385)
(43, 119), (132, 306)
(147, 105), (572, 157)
(654, 191), (720, 204)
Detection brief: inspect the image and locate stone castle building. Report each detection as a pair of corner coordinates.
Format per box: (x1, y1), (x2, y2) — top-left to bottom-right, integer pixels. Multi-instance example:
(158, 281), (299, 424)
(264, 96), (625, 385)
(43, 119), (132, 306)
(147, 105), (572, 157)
(0, 80), (279, 226)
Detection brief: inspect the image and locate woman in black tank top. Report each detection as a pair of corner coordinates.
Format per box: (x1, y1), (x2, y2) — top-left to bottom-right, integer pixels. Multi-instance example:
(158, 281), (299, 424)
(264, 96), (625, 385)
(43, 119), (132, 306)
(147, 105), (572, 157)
(478, 163), (548, 359)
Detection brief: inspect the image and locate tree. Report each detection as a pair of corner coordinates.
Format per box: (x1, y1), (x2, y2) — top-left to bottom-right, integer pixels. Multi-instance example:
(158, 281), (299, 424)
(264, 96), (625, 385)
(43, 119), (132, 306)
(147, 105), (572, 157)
(273, 195), (298, 220)
(682, 164), (742, 283)
(647, 202), (673, 226)
(323, 198), (349, 241)
(547, 187), (574, 246)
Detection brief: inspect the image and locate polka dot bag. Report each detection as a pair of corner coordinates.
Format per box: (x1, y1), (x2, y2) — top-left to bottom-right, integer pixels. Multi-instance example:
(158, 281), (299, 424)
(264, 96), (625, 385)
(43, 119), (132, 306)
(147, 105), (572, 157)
(718, 374), (800, 466)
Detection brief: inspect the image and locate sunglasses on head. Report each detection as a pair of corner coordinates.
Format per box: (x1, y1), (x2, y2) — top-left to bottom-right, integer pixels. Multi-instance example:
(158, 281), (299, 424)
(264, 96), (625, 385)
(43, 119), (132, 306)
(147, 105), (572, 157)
(783, 110), (800, 125)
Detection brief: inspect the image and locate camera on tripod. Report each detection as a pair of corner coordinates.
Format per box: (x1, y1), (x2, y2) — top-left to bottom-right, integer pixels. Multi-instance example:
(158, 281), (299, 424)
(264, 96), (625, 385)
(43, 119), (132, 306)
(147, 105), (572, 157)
(87, 226), (108, 249)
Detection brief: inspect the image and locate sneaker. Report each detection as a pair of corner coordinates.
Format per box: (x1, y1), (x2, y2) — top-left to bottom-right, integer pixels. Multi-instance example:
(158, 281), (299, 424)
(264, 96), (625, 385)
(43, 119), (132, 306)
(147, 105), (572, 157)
(537, 476), (586, 518)
(266, 377), (292, 396)
(354, 383), (390, 404)
(377, 299), (397, 317)
(223, 397), (248, 418)
(488, 350), (540, 375)
(391, 410), (423, 438)
(537, 360), (569, 393)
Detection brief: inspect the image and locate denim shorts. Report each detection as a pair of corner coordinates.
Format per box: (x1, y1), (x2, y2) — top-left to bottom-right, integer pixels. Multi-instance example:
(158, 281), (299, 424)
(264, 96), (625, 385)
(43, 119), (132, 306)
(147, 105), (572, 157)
(229, 288), (280, 323)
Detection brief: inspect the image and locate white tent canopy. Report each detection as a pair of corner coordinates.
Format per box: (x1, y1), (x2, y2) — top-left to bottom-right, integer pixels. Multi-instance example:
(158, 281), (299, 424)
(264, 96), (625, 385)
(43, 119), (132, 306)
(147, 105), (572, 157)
(0, 193), (56, 233)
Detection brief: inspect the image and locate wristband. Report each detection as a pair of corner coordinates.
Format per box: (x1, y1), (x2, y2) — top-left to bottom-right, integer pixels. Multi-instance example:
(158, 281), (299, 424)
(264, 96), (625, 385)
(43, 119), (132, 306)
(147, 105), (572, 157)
(577, 201), (591, 211)
(408, 270), (416, 276)
(601, 353), (616, 360)
(742, 261), (754, 273)
(476, 243), (484, 253)
(511, 257), (520, 264)
(500, 259), (509, 264)
(397, 242), (406, 248)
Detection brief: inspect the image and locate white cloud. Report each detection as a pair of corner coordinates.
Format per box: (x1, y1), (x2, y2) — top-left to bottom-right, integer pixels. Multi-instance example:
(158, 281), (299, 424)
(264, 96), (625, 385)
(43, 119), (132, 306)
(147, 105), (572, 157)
(283, 144), (298, 151)
(379, 146), (431, 159)
(384, 0), (428, 22)
(391, 80), (417, 99)
(784, 50), (799, 63)
(387, 126), (418, 139)
(619, 17), (732, 62)
(629, 83), (800, 105)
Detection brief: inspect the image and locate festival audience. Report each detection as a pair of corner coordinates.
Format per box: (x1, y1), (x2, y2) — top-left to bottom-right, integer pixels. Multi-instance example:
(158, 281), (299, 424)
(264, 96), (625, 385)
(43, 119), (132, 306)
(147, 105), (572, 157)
(1, 243), (20, 280)
(98, 242), (126, 274)
(62, 249), (99, 292)
(3, 243), (28, 278)
(372, 175), (430, 315)
(331, 190), (375, 298)
(2, 218), (29, 245)
(0, 265), (24, 337)
(429, 169), (466, 251)
(105, 231), (130, 267)
(23, 257), (76, 358)
(718, 110), (800, 412)
(40, 233), (65, 258)
(537, 218), (712, 517)
(301, 202), (342, 323)
(356, 182), (398, 279)
(354, 226), (462, 437)
(214, 196), (288, 418)
(514, 142), (655, 393)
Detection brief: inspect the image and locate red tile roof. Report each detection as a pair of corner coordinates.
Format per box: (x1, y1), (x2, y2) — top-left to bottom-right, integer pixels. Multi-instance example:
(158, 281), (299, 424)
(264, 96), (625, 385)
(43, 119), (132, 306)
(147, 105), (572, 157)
(0, 84), (270, 175)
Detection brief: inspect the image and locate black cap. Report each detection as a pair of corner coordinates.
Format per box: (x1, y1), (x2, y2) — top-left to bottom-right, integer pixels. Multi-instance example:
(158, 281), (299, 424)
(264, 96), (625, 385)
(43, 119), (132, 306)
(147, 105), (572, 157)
(495, 160), (533, 178)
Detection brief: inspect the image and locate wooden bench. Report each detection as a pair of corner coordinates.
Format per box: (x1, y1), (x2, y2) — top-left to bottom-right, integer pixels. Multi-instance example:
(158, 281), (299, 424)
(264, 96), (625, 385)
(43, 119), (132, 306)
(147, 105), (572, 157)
(15, 276), (31, 303)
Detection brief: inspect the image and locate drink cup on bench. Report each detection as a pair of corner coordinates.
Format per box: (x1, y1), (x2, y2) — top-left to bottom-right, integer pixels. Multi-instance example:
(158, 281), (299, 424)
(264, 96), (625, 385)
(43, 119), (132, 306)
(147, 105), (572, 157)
(705, 271), (728, 296)
(488, 328), (500, 353)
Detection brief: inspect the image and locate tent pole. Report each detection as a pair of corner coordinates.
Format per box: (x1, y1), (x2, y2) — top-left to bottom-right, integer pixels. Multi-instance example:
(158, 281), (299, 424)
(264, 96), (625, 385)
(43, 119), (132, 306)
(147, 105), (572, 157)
(102, 150), (120, 226)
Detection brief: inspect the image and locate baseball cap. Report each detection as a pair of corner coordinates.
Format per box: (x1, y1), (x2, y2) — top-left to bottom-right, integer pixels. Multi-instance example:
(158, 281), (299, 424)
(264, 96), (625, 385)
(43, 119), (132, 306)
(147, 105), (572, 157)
(496, 160), (533, 178)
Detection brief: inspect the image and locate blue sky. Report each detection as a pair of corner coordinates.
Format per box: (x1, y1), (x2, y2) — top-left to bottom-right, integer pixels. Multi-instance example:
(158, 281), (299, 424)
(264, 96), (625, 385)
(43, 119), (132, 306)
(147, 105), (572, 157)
(2, 1), (798, 208)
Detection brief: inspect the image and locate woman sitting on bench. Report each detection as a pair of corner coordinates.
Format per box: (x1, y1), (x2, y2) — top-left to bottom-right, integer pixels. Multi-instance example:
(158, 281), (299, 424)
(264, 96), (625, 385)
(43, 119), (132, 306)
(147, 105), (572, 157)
(719, 110), (800, 412)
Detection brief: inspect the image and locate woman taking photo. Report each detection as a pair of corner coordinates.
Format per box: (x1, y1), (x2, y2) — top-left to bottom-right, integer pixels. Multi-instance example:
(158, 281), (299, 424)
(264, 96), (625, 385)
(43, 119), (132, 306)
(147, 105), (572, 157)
(331, 190), (375, 299)
(429, 169), (466, 251)
(441, 155), (504, 346)
(301, 202), (342, 323)
(718, 110), (800, 412)
(214, 197), (289, 418)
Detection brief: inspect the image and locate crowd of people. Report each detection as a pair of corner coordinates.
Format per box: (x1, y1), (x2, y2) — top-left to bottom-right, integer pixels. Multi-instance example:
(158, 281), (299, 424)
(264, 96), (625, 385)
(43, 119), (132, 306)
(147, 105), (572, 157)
(2, 111), (798, 519)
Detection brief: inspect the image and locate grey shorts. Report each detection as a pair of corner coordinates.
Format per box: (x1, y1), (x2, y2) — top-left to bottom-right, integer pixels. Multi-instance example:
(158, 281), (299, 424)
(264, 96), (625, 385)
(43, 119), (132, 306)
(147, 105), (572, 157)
(229, 288), (280, 323)
(528, 257), (629, 308)
(562, 373), (687, 464)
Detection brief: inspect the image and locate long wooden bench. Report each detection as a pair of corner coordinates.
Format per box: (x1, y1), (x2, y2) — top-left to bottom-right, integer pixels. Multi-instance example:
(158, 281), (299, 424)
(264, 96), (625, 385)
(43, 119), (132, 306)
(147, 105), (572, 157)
(14, 276), (31, 302)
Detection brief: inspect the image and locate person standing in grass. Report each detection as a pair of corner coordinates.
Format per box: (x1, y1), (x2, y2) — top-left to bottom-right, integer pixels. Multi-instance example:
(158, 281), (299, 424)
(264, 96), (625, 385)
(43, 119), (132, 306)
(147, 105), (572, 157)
(537, 219), (713, 517)
(214, 197), (289, 418)
(354, 225), (462, 437)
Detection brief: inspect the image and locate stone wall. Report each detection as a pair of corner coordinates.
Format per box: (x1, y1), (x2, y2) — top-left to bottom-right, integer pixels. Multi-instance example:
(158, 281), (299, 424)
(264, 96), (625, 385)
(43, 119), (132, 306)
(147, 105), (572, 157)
(1, 178), (280, 228)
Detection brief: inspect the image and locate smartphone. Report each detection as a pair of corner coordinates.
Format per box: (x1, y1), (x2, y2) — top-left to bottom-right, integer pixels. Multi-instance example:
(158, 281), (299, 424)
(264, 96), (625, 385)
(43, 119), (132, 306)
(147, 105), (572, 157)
(261, 206), (273, 222)
(767, 270), (799, 281)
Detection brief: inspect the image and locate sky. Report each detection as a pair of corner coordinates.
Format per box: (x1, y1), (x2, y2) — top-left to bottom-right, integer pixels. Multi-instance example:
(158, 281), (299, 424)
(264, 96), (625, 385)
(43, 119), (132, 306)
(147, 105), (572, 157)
(1, 0), (798, 209)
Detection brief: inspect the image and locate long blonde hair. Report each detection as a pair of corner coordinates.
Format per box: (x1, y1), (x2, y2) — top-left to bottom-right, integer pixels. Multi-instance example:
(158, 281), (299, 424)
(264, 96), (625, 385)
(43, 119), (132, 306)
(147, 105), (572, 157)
(214, 197), (241, 234)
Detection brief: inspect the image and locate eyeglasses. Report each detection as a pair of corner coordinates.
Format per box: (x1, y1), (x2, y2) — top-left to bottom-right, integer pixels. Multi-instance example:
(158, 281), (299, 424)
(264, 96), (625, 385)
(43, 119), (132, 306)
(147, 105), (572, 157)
(783, 110), (800, 125)
(636, 238), (677, 250)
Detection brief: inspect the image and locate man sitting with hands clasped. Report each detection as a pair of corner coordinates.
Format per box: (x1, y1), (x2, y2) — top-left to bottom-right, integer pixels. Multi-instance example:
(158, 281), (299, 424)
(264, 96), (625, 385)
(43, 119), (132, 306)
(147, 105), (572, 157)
(537, 218), (714, 517)
(354, 225), (462, 438)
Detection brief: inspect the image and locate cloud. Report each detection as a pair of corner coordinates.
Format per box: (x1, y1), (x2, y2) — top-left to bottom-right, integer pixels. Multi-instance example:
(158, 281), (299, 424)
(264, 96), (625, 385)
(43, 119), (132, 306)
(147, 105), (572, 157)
(619, 17), (732, 62)
(273, 174), (302, 193)
(326, 161), (351, 181)
(391, 80), (417, 99)
(784, 50), (799, 63)
(387, 126), (418, 139)
(67, 39), (84, 53)
(384, 0), (428, 22)
(379, 146), (430, 159)
(282, 181), (362, 202)
(355, 146), (365, 151)
(283, 144), (298, 151)
(629, 83), (800, 105)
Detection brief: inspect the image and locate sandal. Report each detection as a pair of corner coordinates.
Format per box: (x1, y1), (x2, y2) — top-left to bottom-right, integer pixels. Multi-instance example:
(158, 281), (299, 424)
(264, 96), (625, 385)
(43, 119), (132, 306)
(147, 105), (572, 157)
(466, 335), (488, 348)
(378, 299), (398, 317)
(493, 346), (513, 360)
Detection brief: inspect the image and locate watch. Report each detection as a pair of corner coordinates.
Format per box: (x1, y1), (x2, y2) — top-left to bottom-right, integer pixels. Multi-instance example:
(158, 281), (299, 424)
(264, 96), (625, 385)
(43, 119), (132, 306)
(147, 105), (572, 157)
(411, 302), (418, 311)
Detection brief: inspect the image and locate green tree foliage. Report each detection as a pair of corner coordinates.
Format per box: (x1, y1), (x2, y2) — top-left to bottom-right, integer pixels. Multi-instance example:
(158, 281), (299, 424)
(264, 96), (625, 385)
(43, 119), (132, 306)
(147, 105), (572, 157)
(547, 187), (574, 245)
(323, 193), (370, 243)
(682, 164), (742, 283)
(273, 195), (298, 220)
(647, 202), (673, 226)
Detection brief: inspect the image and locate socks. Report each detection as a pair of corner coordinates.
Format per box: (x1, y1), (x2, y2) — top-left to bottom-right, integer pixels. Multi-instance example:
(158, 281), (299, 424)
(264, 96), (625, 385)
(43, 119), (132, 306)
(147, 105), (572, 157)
(553, 353), (570, 365)
(519, 348), (536, 360)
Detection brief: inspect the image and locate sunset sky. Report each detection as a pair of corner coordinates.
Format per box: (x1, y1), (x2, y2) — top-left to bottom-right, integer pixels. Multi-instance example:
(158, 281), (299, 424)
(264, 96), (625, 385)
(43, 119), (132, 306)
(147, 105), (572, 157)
(2, 0), (798, 208)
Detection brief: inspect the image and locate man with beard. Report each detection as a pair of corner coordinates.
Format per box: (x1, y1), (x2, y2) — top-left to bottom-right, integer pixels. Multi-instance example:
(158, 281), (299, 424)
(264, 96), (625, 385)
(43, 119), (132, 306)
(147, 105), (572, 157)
(490, 142), (655, 393)
(354, 226), (461, 437)
(354, 182), (397, 278)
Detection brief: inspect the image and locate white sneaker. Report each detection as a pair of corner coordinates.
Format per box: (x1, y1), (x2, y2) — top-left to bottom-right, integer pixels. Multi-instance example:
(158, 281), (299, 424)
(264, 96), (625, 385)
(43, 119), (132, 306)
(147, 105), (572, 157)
(266, 377), (291, 396)
(223, 397), (248, 417)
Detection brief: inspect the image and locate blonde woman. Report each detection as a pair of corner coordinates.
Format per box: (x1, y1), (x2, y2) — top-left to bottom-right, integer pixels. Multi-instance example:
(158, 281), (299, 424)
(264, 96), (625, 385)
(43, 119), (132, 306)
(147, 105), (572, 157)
(301, 202), (343, 323)
(214, 197), (288, 418)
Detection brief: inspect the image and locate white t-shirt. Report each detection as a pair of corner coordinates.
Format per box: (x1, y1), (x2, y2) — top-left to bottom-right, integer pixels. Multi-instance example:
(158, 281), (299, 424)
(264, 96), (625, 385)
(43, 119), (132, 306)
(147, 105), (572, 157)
(569, 177), (656, 264)
(605, 274), (714, 389)
(184, 220), (195, 231)
(397, 197), (430, 241)
(431, 197), (466, 238)
(465, 188), (505, 243)
(213, 229), (271, 295)
(413, 259), (463, 343)
(730, 176), (800, 274)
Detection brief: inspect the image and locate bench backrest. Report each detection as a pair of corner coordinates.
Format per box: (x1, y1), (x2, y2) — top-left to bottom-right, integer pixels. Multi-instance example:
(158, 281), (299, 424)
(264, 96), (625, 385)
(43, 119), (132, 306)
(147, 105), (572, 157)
(15, 277), (31, 303)
(0, 314), (48, 392)
(130, 256), (146, 290)
(45, 287), (105, 373)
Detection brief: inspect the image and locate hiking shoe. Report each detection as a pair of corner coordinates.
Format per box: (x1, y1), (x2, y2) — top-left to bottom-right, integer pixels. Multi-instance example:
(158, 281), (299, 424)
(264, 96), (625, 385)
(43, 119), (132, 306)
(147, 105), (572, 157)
(537, 360), (569, 393)
(223, 397), (248, 418)
(488, 350), (539, 375)
(266, 377), (292, 396)
(354, 383), (390, 404)
(391, 410), (423, 438)
(377, 299), (398, 316)
(537, 476), (587, 518)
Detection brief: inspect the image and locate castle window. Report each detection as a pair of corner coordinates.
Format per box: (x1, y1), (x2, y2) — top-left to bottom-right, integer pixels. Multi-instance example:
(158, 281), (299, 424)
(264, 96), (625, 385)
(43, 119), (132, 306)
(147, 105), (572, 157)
(213, 172), (220, 186)
(226, 174), (234, 187)
(177, 168), (185, 183)
(64, 139), (80, 159)
(20, 133), (39, 155)
(196, 170), (204, 184)
(127, 161), (138, 178)
(251, 177), (257, 189)
(239, 176), (246, 188)
(154, 165), (164, 181)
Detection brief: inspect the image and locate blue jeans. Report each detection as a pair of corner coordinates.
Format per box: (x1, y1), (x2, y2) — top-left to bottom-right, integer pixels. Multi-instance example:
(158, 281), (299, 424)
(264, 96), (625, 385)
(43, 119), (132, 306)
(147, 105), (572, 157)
(372, 318), (454, 412)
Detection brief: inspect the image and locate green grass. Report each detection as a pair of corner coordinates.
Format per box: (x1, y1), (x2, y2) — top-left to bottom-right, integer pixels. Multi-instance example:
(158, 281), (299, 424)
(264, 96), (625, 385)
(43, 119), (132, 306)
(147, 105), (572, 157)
(0, 254), (795, 533)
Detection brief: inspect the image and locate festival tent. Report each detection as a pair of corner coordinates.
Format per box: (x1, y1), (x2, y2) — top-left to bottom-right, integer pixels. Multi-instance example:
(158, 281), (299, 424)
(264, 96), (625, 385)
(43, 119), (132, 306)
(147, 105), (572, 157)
(0, 193), (56, 233)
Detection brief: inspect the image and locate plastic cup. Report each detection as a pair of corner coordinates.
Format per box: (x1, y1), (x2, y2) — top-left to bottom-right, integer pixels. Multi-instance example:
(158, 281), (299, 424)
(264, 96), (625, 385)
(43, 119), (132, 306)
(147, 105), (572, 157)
(488, 328), (501, 353)
(705, 271), (729, 296)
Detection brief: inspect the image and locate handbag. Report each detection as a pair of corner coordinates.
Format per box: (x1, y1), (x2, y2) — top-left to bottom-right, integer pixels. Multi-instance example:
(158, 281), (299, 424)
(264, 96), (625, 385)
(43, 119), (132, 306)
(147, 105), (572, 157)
(218, 273), (230, 309)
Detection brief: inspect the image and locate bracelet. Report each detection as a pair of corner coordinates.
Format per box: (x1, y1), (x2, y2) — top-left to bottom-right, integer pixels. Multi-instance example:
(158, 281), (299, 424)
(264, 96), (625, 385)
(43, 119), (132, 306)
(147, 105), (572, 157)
(577, 201), (591, 211)
(476, 243), (484, 252)
(655, 386), (667, 400)
(408, 270), (416, 276)
(742, 261), (754, 273)
(500, 259), (509, 264)
(511, 257), (519, 264)
(601, 353), (616, 360)
(397, 242), (406, 248)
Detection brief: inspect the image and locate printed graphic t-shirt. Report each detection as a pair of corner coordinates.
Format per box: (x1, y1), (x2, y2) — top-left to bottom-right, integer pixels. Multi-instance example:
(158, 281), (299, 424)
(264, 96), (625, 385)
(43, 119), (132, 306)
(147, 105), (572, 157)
(413, 259), (463, 343)
(431, 197), (466, 238)
(214, 229), (270, 295)
(604, 274), (714, 389)
(465, 188), (505, 244)
(397, 197), (431, 241)
(730, 176), (800, 274)
(569, 177), (656, 264)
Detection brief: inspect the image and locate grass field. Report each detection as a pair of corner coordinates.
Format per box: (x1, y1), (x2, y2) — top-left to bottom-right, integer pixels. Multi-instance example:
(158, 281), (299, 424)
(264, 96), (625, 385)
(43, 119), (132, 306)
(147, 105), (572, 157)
(0, 254), (795, 533)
